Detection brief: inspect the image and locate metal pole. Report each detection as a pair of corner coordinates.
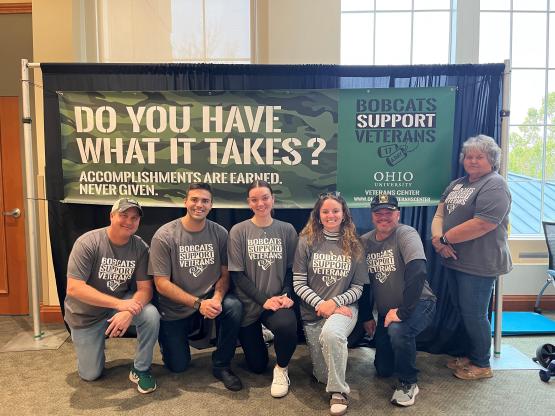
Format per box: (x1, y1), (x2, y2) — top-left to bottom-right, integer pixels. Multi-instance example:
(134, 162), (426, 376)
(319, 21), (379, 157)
(21, 58), (43, 339)
(500, 59), (511, 177)
(493, 59), (511, 357)
(493, 276), (503, 357)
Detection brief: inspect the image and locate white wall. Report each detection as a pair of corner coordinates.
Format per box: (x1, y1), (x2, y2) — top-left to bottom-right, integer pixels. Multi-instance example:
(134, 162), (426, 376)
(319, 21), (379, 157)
(504, 264), (555, 296)
(262, 0), (340, 64)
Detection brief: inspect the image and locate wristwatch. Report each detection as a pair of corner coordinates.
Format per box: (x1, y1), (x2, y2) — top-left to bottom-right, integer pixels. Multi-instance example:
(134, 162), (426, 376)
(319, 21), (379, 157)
(193, 297), (202, 311)
(439, 235), (450, 245)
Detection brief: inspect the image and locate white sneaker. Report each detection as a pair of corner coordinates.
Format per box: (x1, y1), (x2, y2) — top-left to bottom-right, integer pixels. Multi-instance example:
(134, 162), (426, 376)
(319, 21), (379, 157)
(391, 382), (419, 407)
(262, 325), (275, 344)
(271, 365), (290, 398)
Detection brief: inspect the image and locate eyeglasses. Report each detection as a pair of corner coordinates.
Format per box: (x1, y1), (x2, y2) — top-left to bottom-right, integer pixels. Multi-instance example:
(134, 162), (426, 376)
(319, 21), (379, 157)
(318, 191), (344, 201)
(319, 191), (340, 197)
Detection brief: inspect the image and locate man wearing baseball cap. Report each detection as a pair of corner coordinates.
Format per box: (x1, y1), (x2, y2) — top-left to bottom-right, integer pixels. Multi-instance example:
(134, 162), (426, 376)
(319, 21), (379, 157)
(64, 197), (160, 394)
(359, 194), (436, 407)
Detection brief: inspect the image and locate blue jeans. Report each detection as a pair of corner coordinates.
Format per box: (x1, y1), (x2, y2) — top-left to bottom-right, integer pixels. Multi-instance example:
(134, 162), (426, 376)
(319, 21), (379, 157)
(158, 294), (242, 372)
(374, 299), (436, 384)
(447, 268), (495, 368)
(70, 303), (160, 381)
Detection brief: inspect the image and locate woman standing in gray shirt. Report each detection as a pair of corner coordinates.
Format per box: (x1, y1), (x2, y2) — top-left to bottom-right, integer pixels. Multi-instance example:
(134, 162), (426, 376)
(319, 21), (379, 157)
(228, 180), (299, 398)
(431, 135), (512, 380)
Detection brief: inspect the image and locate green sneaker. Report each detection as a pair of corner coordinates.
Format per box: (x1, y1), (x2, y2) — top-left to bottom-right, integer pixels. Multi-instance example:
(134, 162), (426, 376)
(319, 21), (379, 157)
(129, 366), (156, 394)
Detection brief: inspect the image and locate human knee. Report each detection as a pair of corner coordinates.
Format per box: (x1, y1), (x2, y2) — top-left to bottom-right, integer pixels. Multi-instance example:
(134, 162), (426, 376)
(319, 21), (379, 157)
(164, 356), (190, 373)
(139, 304), (161, 328)
(320, 326), (345, 347)
(387, 322), (409, 344)
(271, 320), (298, 341)
(248, 358), (268, 374)
(222, 295), (243, 321)
(78, 365), (103, 381)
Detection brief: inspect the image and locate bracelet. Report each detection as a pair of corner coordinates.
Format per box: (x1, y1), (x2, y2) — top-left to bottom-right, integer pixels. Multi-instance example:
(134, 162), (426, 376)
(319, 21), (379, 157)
(440, 235), (450, 245)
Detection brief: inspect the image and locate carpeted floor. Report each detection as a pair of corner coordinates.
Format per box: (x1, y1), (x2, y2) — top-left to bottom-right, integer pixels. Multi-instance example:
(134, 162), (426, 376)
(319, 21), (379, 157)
(1, 316), (555, 416)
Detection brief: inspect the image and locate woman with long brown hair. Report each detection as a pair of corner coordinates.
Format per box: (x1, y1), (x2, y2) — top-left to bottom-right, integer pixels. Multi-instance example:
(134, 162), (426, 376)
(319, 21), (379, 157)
(293, 192), (368, 416)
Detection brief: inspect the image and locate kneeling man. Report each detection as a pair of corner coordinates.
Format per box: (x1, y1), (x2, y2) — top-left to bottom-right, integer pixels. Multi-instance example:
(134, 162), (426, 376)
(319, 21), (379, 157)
(149, 183), (243, 391)
(360, 194), (436, 407)
(65, 198), (160, 393)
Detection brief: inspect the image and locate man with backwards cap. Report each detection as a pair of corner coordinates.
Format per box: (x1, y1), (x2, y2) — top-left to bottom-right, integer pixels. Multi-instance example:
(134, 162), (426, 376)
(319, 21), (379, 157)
(64, 197), (160, 394)
(359, 194), (436, 407)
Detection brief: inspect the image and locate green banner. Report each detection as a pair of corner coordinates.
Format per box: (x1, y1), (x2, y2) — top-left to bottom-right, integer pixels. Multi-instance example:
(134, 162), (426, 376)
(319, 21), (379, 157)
(338, 87), (455, 207)
(58, 88), (454, 208)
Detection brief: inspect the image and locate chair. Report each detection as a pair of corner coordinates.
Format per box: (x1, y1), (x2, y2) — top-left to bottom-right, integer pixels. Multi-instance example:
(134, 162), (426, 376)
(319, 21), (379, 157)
(534, 221), (555, 314)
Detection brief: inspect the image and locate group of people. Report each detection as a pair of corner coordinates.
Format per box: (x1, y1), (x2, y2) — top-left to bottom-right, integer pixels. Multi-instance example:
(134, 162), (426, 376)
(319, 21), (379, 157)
(64, 134), (512, 415)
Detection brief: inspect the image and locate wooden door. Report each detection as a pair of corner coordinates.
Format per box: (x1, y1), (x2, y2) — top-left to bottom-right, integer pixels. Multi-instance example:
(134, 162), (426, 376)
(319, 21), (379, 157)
(0, 96), (28, 314)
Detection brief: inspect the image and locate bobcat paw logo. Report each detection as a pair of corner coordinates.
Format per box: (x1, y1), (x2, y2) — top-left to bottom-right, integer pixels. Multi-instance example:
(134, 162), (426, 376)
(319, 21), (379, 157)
(375, 271), (390, 284)
(258, 259), (273, 270)
(189, 266), (206, 277)
(107, 280), (121, 292)
(322, 275), (338, 287)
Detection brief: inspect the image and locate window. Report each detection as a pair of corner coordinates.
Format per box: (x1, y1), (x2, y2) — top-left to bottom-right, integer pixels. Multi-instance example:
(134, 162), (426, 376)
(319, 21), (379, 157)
(342, 0), (554, 237)
(97, 0), (251, 63)
(341, 0), (452, 65)
(480, 0), (555, 236)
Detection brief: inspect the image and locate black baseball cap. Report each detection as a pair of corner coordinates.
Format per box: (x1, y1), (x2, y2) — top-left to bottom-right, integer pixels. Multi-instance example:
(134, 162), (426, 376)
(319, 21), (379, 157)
(370, 194), (399, 212)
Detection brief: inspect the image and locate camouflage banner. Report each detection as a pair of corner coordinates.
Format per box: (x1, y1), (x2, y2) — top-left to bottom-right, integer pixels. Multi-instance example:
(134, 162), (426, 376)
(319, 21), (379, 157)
(58, 88), (454, 208)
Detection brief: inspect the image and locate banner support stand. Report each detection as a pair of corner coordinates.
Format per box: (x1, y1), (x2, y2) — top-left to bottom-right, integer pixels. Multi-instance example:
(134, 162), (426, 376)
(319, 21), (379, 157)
(21, 58), (43, 340)
(493, 59), (511, 359)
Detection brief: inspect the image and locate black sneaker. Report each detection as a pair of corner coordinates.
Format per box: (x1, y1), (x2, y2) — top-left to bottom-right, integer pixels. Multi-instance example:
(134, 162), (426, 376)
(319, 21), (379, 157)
(213, 367), (242, 391)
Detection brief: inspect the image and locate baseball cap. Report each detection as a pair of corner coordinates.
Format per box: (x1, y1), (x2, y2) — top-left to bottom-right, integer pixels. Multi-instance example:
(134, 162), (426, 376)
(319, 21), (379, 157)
(111, 198), (143, 217)
(370, 194), (399, 212)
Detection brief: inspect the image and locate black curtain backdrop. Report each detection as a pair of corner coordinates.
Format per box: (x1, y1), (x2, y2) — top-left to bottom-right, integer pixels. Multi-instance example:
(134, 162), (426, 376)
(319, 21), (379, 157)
(42, 63), (504, 354)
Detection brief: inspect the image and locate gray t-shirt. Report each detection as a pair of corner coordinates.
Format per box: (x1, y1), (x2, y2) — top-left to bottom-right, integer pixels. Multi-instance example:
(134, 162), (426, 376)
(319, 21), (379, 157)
(64, 227), (150, 329)
(228, 219), (298, 326)
(361, 224), (435, 316)
(293, 236), (369, 322)
(148, 218), (228, 321)
(441, 171), (513, 276)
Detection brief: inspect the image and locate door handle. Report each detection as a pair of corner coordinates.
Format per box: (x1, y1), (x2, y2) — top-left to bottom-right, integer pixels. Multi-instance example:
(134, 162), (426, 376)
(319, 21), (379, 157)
(3, 208), (21, 218)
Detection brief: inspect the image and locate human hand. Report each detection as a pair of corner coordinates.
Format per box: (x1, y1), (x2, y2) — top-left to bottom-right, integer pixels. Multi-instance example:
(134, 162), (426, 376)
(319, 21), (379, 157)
(106, 311), (133, 338)
(200, 298), (223, 319)
(334, 306), (352, 318)
(316, 299), (337, 319)
(277, 294), (294, 309)
(438, 244), (458, 260)
(384, 308), (401, 327)
(116, 298), (143, 315)
(431, 236), (443, 252)
(263, 297), (282, 311)
(363, 320), (376, 337)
